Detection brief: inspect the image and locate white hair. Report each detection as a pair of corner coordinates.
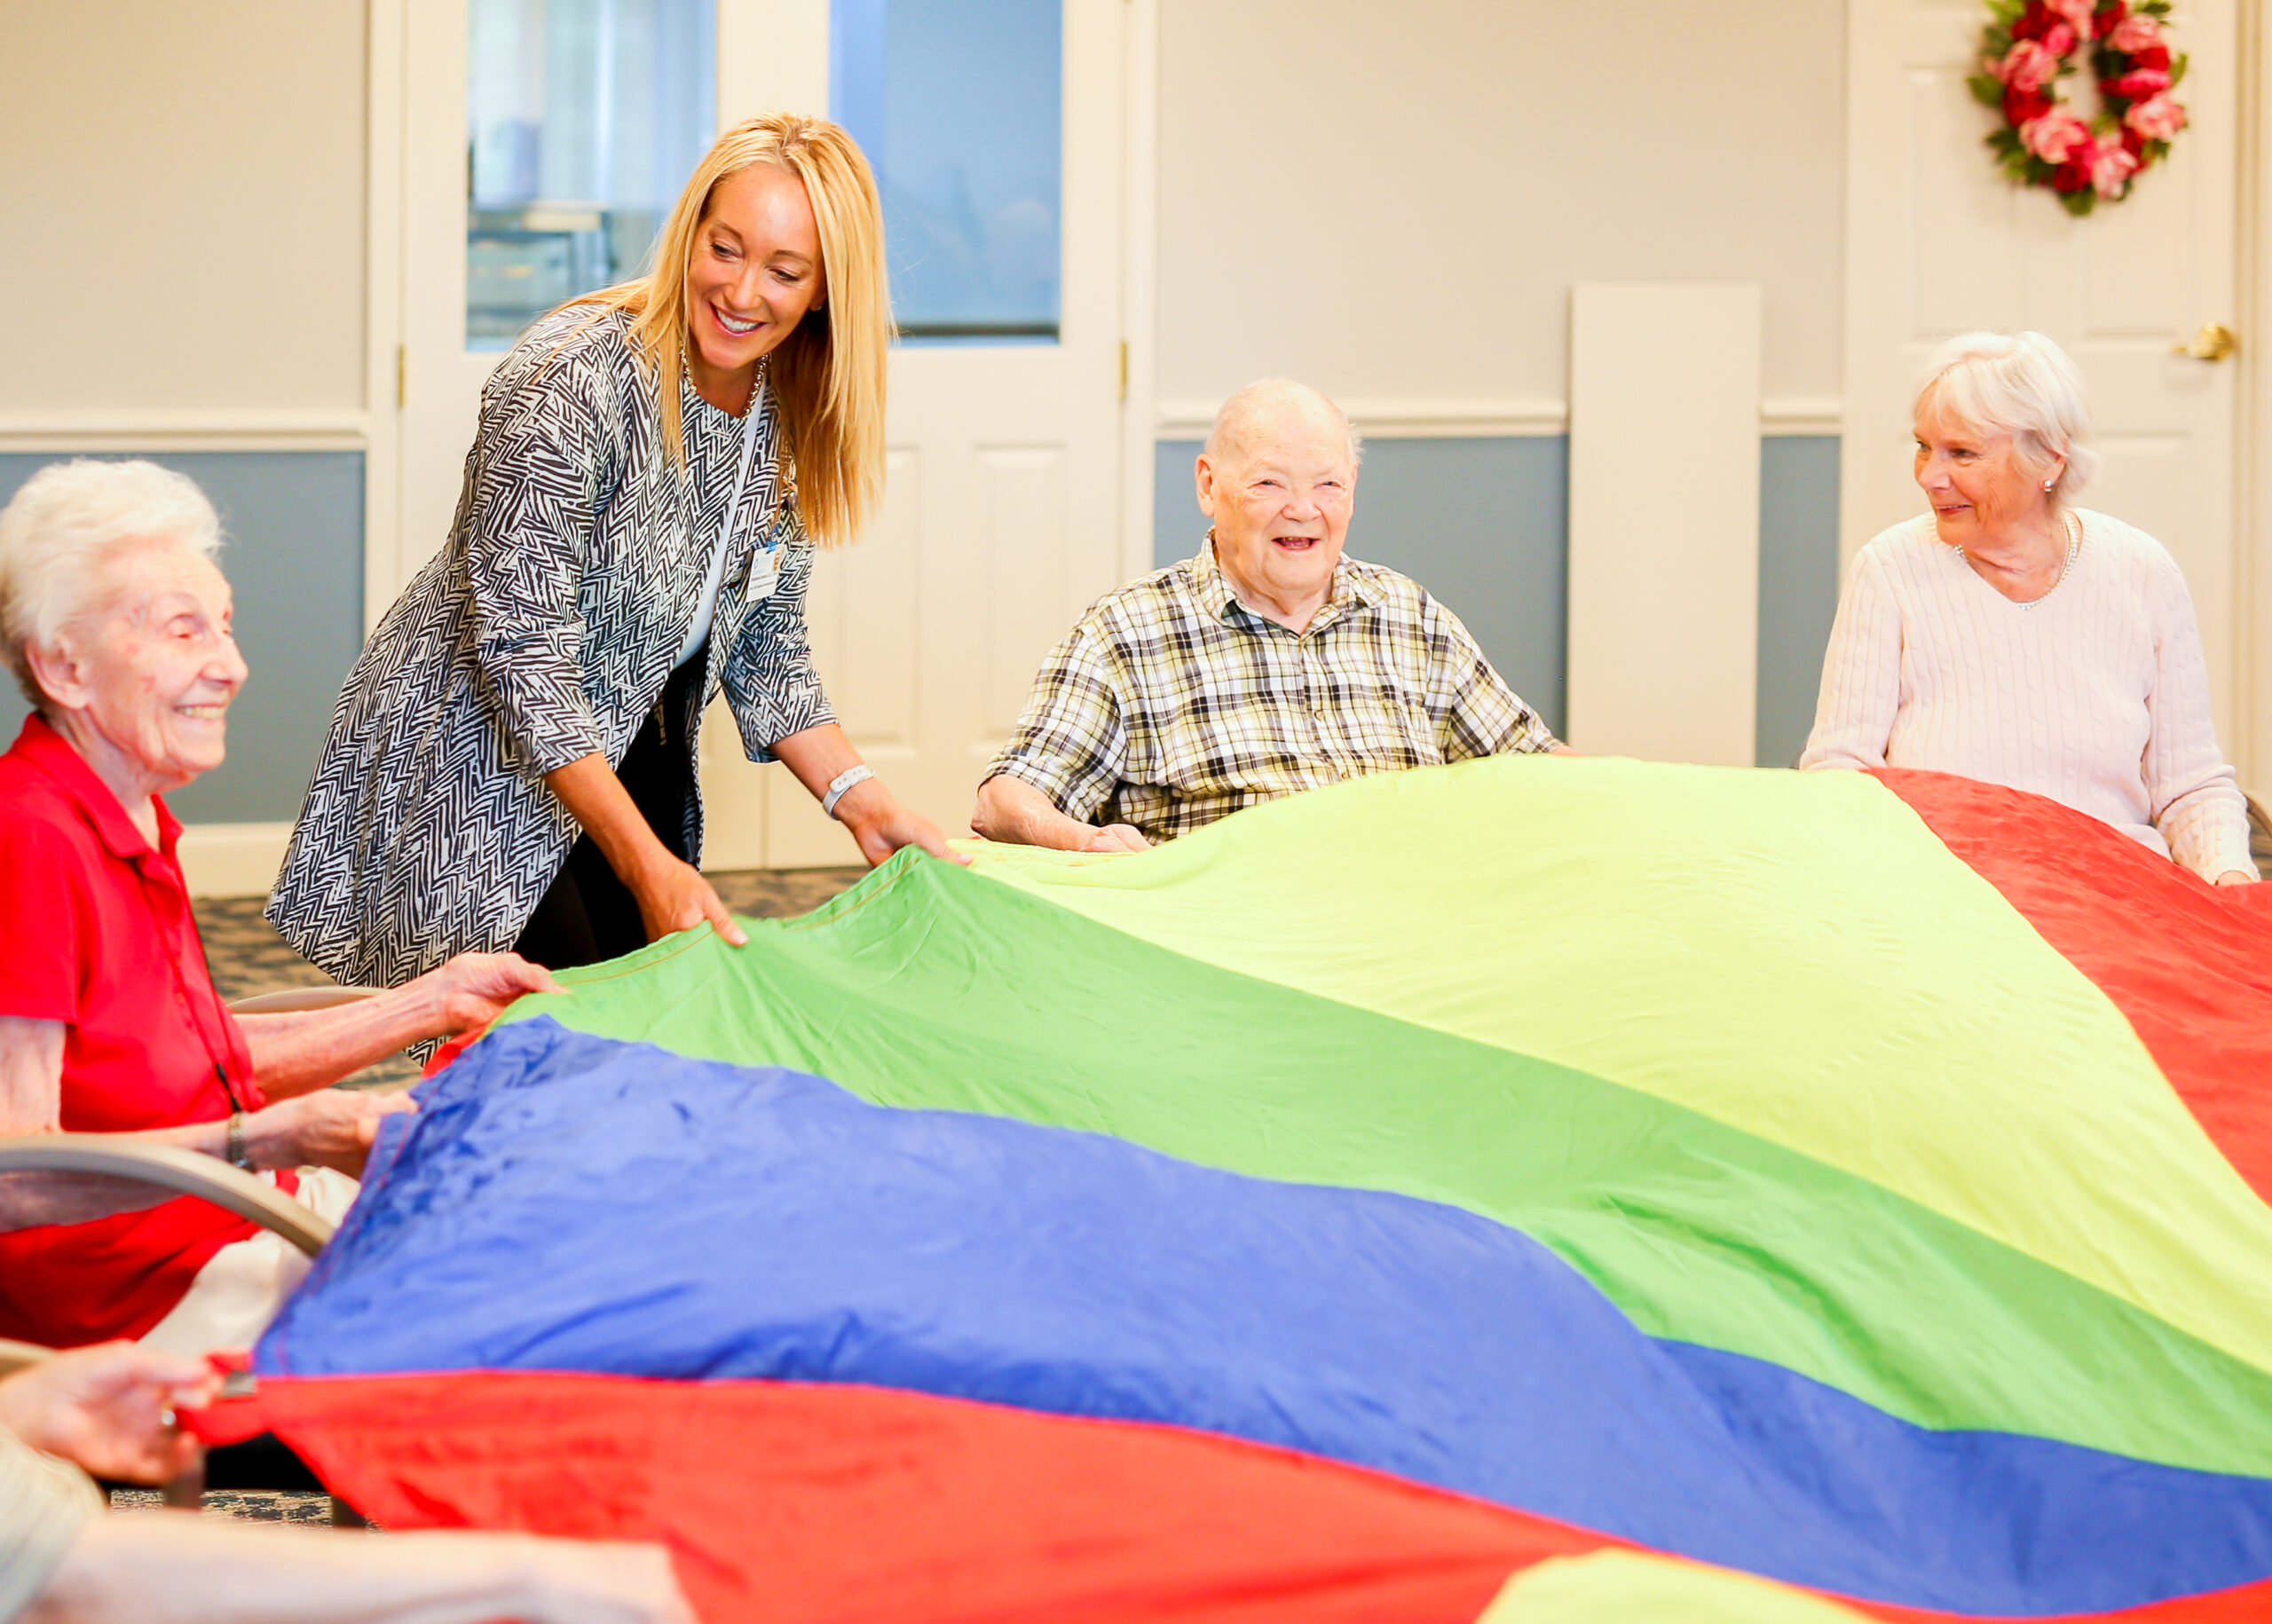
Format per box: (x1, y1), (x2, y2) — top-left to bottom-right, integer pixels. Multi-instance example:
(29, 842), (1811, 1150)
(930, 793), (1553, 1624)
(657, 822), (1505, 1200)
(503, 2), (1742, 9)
(1204, 378), (1364, 468)
(1913, 331), (2100, 502)
(0, 458), (224, 708)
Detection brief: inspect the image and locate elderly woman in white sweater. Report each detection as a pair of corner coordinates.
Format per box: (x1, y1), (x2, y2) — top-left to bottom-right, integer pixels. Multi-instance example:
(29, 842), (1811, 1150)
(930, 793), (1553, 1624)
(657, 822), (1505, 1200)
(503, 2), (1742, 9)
(1802, 331), (2257, 885)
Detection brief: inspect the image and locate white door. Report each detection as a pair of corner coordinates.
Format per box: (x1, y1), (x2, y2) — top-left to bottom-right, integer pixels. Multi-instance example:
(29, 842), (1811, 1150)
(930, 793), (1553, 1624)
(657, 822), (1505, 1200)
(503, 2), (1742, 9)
(714, 1), (1133, 865)
(394, 0), (489, 605)
(393, 0), (724, 606)
(1843, 0), (2245, 760)
(392, 0), (1135, 868)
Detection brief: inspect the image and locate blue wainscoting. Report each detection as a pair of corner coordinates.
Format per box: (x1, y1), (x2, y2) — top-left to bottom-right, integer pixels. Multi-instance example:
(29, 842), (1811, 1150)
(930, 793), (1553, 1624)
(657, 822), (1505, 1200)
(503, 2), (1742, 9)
(0, 436), (1841, 830)
(1155, 436), (1842, 767)
(0, 452), (365, 824)
(1756, 438), (1842, 769)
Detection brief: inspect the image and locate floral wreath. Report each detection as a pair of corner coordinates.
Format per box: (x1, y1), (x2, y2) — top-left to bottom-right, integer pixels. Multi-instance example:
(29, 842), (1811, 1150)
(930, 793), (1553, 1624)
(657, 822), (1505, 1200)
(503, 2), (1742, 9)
(1968, 0), (2189, 214)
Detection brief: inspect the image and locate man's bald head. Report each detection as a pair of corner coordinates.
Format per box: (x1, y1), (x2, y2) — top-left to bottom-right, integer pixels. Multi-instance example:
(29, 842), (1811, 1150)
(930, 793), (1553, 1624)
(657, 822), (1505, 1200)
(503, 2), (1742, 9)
(1203, 379), (1363, 469)
(1194, 379), (1361, 628)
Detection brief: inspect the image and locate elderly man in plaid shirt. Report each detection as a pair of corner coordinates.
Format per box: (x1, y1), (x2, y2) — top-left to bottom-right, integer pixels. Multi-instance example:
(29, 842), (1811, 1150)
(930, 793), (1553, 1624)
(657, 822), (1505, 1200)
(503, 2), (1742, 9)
(974, 379), (1565, 851)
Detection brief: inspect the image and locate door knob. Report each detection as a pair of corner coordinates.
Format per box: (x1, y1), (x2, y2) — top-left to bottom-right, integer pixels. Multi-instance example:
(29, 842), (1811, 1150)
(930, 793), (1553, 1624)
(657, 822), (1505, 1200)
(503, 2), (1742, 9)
(2173, 323), (2238, 361)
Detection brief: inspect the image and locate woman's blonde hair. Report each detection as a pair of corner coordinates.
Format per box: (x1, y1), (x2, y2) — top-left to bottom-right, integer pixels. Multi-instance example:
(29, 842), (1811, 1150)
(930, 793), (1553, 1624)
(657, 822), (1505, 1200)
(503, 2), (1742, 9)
(1913, 330), (2101, 504)
(574, 113), (888, 548)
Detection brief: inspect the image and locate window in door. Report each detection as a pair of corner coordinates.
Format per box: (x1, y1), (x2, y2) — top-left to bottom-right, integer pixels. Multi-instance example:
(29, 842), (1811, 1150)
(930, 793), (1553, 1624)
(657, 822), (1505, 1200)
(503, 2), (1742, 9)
(467, 0), (718, 350)
(830, 0), (1062, 343)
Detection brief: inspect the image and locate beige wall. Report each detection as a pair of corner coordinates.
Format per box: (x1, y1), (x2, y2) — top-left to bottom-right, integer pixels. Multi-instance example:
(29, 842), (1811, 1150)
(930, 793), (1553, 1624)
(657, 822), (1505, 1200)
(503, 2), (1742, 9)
(1155, 0), (1845, 414)
(0, 1), (1841, 417)
(0, 0), (367, 414)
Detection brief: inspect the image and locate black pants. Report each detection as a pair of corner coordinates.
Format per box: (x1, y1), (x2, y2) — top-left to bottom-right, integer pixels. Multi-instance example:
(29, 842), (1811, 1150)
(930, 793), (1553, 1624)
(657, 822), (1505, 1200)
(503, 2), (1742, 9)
(512, 654), (704, 971)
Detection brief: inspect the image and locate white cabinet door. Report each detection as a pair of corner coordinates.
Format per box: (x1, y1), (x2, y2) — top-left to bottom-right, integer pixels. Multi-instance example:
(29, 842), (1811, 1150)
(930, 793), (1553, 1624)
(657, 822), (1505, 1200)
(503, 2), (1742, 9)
(1843, 0), (2244, 753)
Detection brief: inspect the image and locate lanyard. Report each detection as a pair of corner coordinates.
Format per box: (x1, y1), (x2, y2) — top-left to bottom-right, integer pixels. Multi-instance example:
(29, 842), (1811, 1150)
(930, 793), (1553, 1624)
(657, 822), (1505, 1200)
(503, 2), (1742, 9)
(136, 854), (254, 1113)
(666, 382), (774, 701)
(671, 383), (771, 673)
(717, 385), (767, 554)
(721, 389), (788, 601)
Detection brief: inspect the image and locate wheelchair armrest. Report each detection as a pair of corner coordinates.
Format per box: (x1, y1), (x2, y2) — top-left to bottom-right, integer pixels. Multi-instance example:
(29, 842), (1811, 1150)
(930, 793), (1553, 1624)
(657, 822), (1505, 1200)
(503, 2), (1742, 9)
(0, 1135), (334, 1256)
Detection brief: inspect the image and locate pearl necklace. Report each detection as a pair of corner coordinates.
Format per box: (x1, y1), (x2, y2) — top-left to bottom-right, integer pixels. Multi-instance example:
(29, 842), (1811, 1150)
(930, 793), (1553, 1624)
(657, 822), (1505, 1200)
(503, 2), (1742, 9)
(1937, 509), (2081, 610)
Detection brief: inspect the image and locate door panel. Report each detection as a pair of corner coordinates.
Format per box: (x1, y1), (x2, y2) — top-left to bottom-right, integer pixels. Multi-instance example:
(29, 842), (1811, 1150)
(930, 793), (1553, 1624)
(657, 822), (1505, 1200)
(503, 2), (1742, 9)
(398, 0), (494, 600)
(1850, 0), (2240, 732)
(803, 445), (924, 752)
(981, 445), (1073, 732)
(755, 3), (1128, 866)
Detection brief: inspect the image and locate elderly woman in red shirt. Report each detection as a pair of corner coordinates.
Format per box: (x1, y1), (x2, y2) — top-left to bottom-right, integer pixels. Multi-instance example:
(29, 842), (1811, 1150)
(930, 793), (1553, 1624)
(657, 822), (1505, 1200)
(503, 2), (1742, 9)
(0, 460), (563, 1356)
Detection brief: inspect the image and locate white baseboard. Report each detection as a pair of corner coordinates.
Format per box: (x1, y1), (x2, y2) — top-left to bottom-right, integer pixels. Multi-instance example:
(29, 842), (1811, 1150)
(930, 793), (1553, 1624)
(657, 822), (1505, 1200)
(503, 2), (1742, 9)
(178, 822), (293, 900)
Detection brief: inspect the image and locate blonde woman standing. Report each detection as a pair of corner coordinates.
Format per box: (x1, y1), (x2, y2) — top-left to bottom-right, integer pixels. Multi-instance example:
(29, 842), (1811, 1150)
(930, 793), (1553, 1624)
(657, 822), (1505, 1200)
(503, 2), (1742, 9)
(1802, 330), (2255, 886)
(273, 114), (955, 982)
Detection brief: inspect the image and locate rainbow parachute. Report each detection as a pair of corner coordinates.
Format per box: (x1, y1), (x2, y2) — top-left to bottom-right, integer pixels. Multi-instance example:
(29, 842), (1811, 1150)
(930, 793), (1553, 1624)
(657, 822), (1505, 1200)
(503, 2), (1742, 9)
(205, 758), (2272, 1621)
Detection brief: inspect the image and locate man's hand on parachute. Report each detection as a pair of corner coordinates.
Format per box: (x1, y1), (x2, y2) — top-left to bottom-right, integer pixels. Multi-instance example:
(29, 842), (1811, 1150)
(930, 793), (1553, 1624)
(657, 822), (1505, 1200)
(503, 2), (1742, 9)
(1081, 824), (1151, 854)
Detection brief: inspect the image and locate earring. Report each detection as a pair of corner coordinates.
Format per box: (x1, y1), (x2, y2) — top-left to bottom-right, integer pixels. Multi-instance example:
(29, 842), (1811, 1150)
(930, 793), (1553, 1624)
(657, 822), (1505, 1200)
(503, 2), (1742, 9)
(2042, 479), (2055, 492)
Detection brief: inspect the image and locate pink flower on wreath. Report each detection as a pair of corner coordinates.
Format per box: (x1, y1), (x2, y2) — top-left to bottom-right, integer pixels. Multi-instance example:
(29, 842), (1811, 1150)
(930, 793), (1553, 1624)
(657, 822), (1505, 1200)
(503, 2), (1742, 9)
(2106, 66), (2174, 99)
(2045, 0), (2097, 36)
(2106, 12), (2164, 51)
(2126, 91), (2189, 141)
(1996, 37), (2062, 91)
(2091, 139), (2142, 198)
(2039, 20), (2079, 57)
(2021, 108), (2094, 164)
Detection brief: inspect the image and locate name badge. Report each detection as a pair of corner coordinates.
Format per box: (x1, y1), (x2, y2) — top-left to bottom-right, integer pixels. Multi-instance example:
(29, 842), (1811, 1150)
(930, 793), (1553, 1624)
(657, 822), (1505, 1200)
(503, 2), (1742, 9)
(741, 545), (780, 607)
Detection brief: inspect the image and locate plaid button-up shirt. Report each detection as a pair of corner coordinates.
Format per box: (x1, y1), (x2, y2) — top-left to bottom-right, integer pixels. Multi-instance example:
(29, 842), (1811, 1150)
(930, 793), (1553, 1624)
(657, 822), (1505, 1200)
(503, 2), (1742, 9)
(986, 539), (1558, 842)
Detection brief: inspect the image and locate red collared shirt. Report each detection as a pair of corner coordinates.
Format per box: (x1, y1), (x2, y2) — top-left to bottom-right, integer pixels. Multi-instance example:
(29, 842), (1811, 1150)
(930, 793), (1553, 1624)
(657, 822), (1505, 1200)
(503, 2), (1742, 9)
(0, 713), (292, 1344)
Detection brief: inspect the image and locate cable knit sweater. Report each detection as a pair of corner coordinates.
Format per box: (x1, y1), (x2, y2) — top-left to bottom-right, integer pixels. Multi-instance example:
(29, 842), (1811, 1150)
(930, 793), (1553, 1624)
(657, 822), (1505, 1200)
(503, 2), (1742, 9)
(1801, 509), (2256, 882)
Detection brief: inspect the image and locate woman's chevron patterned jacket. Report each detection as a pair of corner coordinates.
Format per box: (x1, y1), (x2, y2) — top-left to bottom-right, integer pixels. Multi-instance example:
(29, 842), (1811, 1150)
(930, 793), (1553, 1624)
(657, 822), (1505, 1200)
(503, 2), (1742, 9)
(267, 305), (832, 989)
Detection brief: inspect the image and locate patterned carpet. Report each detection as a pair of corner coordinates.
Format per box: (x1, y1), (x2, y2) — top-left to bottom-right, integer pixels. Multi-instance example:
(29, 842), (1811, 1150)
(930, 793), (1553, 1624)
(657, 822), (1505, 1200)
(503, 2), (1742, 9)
(108, 1486), (343, 1524)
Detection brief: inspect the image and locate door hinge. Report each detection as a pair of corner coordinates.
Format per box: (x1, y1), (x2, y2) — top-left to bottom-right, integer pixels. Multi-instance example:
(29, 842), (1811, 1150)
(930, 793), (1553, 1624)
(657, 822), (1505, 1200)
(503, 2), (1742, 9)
(1117, 340), (1129, 403)
(396, 344), (407, 408)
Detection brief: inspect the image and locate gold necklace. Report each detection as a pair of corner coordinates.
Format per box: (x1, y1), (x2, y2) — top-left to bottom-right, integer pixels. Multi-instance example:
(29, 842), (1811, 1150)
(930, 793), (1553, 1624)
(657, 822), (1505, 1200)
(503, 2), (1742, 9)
(679, 345), (764, 417)
(1938, 510), (2081, 609)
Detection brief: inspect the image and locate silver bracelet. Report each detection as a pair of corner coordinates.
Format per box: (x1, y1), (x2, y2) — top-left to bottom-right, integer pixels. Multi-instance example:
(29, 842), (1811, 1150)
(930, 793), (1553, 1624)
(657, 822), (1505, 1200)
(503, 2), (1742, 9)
(821, 763), (874, 820)
(225, 1111), (253, 1171)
